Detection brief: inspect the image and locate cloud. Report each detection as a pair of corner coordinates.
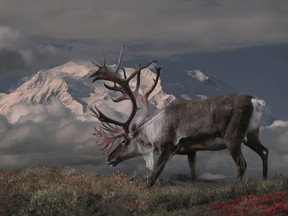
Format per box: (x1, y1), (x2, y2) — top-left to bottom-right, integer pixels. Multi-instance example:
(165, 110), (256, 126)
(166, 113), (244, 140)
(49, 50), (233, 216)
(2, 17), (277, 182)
(0, 25), (128, 92)
(0, 97), (147, 173)
(1, 97), (288, 180)
(0, 0), (287, 57)
(0, 27), (29, 78)
(0, 26), (77, 91)
(260, 121), (288, 176)
(0, 49), (28, 75)
(0, 98), (100, 169)
(0, 26), (21, 49)
(0, 26), (52, 79)
(0, 26), (50, 68)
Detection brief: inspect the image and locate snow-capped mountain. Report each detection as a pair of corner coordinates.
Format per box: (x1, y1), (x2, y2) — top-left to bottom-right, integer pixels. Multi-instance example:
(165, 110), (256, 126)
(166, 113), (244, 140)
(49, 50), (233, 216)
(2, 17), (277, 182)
(0, 61), (175, 123)
(0, 93), (6, 100)
(0, 61), (273, 125)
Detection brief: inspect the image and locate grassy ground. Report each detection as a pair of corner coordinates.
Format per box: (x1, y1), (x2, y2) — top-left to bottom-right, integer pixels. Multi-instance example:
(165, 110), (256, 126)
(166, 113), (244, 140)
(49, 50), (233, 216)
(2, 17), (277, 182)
(0, 167), (287, 215)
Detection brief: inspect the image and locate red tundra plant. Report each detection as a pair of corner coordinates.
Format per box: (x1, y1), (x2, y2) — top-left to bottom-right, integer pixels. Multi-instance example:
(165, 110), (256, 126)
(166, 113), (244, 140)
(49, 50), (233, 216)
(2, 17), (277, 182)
(209, 192), (288, 215)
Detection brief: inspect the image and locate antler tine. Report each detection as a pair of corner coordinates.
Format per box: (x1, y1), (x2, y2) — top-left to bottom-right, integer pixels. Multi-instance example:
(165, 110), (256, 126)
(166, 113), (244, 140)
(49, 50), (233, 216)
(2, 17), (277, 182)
(89, 50), (123, 83)
(135, 70), (141, 92)
(103, 82), (129, 102)
(92, 126), (98, 136)
(126, 60), (157, 82)
(115, 44), (124, 73)
(145, 66), (161, 98)
(103, 122), (118, 130)
(104, 82), (129, 95)
(103, 51), (107, 66)
(92, 126), (124, 154)
(90, 106), (100, 118)
(101, 122), (121, 134)
(104, 82), (123, 93)
(89, 62), (101, 80)
(136, 66), (161, 126)
(89, 106), (125, 128)
(100, 125), (115, 134)
(111, 95), (127, 103)
(123, 68), (127, 79)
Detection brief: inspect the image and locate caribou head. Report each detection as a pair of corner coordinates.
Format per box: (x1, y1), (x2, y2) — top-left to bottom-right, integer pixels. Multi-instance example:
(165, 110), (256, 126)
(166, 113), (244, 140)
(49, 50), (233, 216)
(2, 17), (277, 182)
(89, 46), (161, 169)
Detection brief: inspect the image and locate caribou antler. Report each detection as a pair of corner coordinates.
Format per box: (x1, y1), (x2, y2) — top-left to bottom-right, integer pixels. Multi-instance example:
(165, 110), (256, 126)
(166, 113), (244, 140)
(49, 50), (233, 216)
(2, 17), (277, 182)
(92, 123), (125, 154)
(106, 66), (162, 126)
(89, 46), (158, 153)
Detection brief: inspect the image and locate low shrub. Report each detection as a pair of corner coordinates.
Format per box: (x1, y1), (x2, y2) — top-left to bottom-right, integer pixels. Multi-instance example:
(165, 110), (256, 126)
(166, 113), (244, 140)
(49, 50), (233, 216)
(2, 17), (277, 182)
(0, 167), (287, 215)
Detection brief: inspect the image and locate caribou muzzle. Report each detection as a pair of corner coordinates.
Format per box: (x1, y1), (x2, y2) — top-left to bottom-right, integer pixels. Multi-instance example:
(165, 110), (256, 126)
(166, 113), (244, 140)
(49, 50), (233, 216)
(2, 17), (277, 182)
(106, 158), (119, 167)
(106, 153), (121, 167)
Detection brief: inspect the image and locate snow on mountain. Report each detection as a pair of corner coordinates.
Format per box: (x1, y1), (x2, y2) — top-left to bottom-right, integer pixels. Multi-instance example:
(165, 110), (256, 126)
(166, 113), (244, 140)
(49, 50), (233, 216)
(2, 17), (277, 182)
(163, 69), (235, 101)
(267, 120), (288, 129)
(0, 93), (6, 99)
(0, 62), (273, 126)
(186, 70), (209, 82)
(0, 61), (175, 123)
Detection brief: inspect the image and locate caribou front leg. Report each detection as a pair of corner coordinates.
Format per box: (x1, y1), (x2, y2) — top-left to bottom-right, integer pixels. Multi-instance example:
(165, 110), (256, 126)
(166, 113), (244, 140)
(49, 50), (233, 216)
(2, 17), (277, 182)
(147, 143), (178, 188)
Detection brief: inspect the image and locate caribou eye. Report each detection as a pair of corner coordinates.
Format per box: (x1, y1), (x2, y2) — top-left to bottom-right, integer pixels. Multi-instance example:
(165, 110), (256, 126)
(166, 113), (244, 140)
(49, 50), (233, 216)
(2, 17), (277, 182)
(121, 138), (127, 146)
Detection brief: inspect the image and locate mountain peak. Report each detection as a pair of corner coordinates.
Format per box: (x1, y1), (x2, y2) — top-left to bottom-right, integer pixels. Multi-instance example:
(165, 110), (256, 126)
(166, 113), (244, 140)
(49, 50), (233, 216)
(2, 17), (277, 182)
(0, 61), (175, 123)
(186, 70), (209, 82)
(45, 61), (95, 78)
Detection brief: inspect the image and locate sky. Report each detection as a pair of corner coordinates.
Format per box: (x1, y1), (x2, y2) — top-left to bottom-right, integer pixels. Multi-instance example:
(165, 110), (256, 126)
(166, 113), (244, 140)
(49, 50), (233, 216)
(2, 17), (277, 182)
(0, 0), (287, 119)
(0, 0), (288, 178)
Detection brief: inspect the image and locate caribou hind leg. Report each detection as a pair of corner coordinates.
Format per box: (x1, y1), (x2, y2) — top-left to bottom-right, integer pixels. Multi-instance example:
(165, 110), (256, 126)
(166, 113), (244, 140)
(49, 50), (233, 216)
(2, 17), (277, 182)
(230, 147), (247, 178)
(225, 138), (247, 178)
(244, 131), (268, 179)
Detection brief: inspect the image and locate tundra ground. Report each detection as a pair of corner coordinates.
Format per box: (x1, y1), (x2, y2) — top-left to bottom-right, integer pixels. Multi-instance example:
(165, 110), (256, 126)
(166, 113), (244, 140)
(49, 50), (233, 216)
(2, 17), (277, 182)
(0, 167), (287, 215)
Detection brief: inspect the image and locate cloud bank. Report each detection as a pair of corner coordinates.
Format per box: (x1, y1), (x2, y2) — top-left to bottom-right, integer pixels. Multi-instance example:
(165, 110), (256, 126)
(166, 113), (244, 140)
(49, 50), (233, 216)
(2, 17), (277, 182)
(0, 98), (99, 169)
(1, 0), (287, 56)
(0, 98), (148, 174)
(1, 0), (287, 95)
(0, 97), (287, 179)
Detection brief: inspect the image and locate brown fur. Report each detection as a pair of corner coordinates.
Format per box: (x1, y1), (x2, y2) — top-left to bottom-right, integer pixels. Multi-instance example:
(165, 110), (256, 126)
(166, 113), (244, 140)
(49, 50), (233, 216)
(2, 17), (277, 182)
(106, 94), (268, 187)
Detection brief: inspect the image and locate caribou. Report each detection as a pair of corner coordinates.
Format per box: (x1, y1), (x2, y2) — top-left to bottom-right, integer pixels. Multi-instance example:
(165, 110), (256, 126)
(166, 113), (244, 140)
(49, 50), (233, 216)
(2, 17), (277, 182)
(89, 48), (268, 187)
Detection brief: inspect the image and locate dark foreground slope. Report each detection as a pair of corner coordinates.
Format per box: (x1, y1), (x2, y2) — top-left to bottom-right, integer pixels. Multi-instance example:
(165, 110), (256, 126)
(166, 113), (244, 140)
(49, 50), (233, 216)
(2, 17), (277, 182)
(0, 167), (287, 215)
